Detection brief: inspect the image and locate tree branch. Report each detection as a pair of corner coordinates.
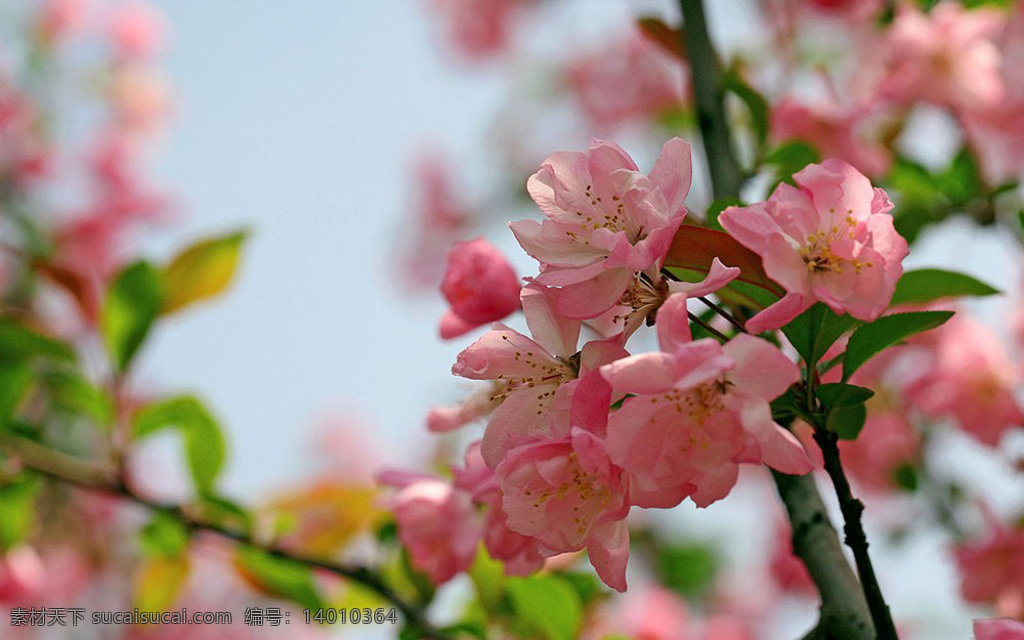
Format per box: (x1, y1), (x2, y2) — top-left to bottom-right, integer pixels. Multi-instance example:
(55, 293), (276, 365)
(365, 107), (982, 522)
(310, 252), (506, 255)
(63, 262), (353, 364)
(0, 431), (450, 640)
(812, 428), (900, 640)
(772, 470), (875, 639)
(679, 0), (744, 200)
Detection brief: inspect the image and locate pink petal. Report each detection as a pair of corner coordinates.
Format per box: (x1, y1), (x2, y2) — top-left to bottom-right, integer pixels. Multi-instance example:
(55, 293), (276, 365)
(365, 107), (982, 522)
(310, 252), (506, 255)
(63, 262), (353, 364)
(522, 284), (581, 358)
(587, 520), (630, 592)
(601, 352), (679, 396)
(665, 257), (740, 299)
(723, 334), (800, 400)
(655, 292), (693, 353)
(648, 137), (693, 217)
(440, 309), (477, 340)
(556, 267), (635, 319)
(745, 293), (813, 334)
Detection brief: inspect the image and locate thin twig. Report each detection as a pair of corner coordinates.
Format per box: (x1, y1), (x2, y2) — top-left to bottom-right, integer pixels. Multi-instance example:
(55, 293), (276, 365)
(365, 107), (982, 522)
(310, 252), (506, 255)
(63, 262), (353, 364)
(0, 431), (450, 640)
(811, 427), (900, 640)
(687, 310), (729, 342)
(696, 296), (747, 333)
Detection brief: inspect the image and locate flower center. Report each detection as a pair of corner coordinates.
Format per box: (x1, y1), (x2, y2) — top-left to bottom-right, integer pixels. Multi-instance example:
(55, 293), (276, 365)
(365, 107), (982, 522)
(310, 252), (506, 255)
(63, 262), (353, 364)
(798, 213), (873, 275)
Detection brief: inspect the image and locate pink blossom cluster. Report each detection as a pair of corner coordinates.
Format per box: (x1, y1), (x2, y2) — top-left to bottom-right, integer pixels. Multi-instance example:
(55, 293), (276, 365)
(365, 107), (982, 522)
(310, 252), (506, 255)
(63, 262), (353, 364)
(0, 0), (172, 326)
(385, 137), (910, 591)
(767, 1), (1024, 184)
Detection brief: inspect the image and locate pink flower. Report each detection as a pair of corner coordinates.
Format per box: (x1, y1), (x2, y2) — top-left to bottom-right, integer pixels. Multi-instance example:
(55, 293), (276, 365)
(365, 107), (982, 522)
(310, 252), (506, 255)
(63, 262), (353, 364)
(452, 443), (545, 575)
(583, 586), (691, 639)
(398, 150), (474, 290)
(377, 471), (481, 585)
(719, 159), (908, 333)
(904, 315), (1023, 447)
(974, 619), (1024, 640)
(771, 98), (892, 178)
(511, 137), (692, 319)
(495, 428), (631, 591)
(601, 293), (811, 509)
(596, 257), (740, 345)
(0, 547), (45, 603)
(878, 2), (1005, 111)
(34, 0), (87, 46)
(955, 517), (1024, 617)
(439, 238), (521, 339)
(452, 283), (625, 468)
(566, 29), (686, 130)
(838, 410), (920, 493)
(428, 0), (522, 60)
(769, 521), (816, 596)
(106, 2), (166, 61)
(807, 0), (883, 20)
(427, 383), (502, 433)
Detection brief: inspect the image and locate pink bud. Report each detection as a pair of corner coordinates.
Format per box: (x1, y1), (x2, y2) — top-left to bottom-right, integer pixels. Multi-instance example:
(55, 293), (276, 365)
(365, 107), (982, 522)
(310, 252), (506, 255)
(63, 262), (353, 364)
(439, 238), (521, 339)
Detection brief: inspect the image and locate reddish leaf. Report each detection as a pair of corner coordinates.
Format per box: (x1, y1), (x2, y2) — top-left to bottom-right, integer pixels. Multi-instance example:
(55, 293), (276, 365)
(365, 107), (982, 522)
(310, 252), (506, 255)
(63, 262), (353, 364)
(33, 259), (100, 323)
(637, 17), (686, 60)
(664, 225), (785, 297)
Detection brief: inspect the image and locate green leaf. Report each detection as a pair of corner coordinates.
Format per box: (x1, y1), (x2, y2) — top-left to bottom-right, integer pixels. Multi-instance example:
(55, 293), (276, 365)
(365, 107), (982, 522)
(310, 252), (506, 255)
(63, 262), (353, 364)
(781, 303), (858, 368)
(132, 396), (226, 495)
(936, 149), (982, 207)
(235, 547), (327, 611)
(0, 474), (39, 550)
(890, 268), (1000, 306)
(842, 311), (954, 381)
(705, 197), (743, 231)
(139, 512), (191, 558)
(162, 230), (247, 315)
(468, 546), (506, 615)
(893, 464), (919, 492)
(198, 494), (253, 534)
(817, 383), (874, 440)
(764, 140), (820, 188)
(102, 261), (163, 371)
(770, 387), (806, 426)
(0, 320), (74, 362)
(506, 574), (582, 640)
(0, 361), (34, 423)
(42, 370), (114, 427)
(723, 71), (770, 150)
(656, 543), (719, 597)
(828, 402), (867, 440)
(815, 383), (874, 409)
(556, 571), (604, 608)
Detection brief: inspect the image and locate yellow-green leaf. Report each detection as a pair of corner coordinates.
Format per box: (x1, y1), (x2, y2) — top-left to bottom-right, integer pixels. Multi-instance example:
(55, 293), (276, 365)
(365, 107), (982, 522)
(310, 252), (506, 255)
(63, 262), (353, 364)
(134, 556), (190, 613)
(162, 231), (247, 314)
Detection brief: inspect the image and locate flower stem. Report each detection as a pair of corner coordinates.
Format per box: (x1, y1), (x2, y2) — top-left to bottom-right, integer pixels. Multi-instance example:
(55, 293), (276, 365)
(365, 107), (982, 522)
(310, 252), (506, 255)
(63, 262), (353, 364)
(0, 431), (450, 640)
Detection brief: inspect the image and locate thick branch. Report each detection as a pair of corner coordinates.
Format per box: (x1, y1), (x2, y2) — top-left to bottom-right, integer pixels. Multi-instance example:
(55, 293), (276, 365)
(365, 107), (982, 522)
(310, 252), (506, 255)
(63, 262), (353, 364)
(812, 428), (900, 640)
(0, 431), (449, 640)
(773, 470), (875, 639)
(678, 0), (744, 199)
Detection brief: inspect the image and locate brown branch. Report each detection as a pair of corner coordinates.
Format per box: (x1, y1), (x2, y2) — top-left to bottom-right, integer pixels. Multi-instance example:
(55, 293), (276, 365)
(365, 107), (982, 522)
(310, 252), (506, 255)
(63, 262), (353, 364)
(679, 0), (743, 199)
(812, 427), (900, 640)
(0, 431), (449, 640)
